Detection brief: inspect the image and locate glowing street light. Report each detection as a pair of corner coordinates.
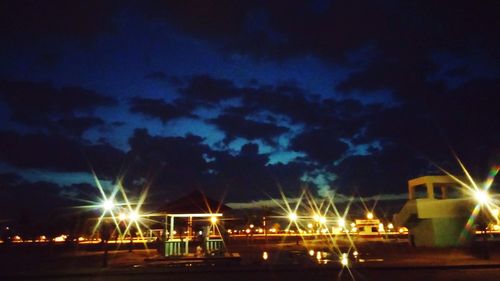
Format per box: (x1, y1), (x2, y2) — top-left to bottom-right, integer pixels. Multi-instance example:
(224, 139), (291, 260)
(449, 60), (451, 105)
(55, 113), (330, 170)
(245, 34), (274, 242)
(366, 212), (374, 219)
(318, 216), (326, 224)
(210, 215), (218, 224)
(492, 208), (499, 218)
(338, 218), (346, 228)
(118, 213), (127, 221)
(313, 214), (320, 222)
(474, 190), (491, 205)
(101, 199), (115, 211)
(262, 251), (269, 261)
(128, 211), (139, 222)
(288, 212), (298, 222)
(340, 253), (349, 266)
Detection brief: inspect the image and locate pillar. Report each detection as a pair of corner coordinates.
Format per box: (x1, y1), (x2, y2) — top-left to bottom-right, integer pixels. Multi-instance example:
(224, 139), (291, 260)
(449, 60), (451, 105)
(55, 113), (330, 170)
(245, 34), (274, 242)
(426, 181), (435, 199)
(409, 185), (416, 200)
(169, 216), (175, 240)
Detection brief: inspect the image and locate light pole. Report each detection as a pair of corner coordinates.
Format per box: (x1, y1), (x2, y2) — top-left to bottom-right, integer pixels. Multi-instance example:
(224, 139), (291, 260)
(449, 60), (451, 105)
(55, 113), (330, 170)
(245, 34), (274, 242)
(474, 189), (491, 259)
(128, 210), (139, 252)
(100, 221), (111, 267)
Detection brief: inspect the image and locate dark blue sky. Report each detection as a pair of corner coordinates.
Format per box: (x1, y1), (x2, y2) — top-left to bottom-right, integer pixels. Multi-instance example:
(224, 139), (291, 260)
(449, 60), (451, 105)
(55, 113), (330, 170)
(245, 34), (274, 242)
(1, 1), (499, 219)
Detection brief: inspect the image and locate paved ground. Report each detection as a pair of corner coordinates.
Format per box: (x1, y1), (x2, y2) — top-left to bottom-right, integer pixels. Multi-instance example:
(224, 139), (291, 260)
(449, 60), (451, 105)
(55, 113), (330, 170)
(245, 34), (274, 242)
(1, 237), (499, 280)
(4, 265), (500, 281)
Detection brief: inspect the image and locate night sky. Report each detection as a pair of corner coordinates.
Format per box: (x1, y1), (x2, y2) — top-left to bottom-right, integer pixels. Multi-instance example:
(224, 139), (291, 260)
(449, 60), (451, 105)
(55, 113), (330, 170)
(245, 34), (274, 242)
(1, 0), (499, 222)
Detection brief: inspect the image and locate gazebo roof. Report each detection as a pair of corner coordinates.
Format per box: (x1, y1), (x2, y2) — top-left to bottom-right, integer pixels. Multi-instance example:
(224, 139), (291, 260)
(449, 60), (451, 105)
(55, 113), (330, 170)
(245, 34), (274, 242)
(159, 191), (232, 215)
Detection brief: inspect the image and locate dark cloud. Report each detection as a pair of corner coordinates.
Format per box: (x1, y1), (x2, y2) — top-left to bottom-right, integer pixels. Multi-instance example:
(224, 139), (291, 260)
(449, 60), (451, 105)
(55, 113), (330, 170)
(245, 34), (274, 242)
(120, 129), (311, 202)
(177, 74), (240, 104)
(123, 128), (211, 198)
(0, 172), (22, 186)
(0, 79), (117, 127)
(111, 121), (125, 127)
(129, 97), (194, 122)
(336, 56), (442, 101)
(446, 65), (469, 77)
(1, 0), (498, 206)
(174, 75), (376, 131)
(0, 130), (125, 177)
(61, 182), (102, 202)
(332, 144), (434, 195)
(35, 51), (63, 68)
(291, 128), (349, 165)
(210, 113), (288, 145)
(0, 177), (65, 222)
(154, 1), (500, 63)
(355, 78), (500, 178)
(140, 0), (254, 40)
(52, 116), (104, 137)
(0, 176), (97, 238)
(209, 145), (311, 200)
(144, 71), (168, 80)
(0, 0), (117, 42)
(234, 83), (375, 128)
(240, 83), (331, 126)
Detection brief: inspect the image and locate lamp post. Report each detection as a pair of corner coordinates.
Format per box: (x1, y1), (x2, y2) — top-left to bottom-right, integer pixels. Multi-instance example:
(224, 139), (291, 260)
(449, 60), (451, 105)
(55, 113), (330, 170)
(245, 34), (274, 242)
(100, 199), (114, 268)
(100, 221), (111, 268)
(128, 210), (139, 252)
(287, 212), (299, 245)
(474, 189), (491, 259)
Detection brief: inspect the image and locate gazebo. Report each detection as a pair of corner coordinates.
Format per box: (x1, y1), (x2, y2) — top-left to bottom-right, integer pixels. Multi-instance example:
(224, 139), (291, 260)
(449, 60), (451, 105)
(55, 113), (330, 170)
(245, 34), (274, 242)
(158, 191), (232, 257)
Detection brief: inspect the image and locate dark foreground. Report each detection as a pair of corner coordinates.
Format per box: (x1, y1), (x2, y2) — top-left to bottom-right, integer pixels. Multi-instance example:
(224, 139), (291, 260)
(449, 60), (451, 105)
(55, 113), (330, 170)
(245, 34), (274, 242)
(1, 237), (500, 281)
(4, 265), (500, 281)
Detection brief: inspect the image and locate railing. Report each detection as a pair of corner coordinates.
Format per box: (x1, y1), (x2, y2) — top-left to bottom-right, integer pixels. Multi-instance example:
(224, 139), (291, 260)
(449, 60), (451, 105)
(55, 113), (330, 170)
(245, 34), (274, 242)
(205, 238), (224, 254)
(164, 239), (188, 256)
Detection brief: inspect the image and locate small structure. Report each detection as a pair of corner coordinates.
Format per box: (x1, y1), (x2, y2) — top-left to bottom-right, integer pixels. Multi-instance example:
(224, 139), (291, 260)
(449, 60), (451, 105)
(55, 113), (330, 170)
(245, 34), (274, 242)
(394, 175), (474, 247)
(355, 219), (382, 237)
(158, 191), (232, 257)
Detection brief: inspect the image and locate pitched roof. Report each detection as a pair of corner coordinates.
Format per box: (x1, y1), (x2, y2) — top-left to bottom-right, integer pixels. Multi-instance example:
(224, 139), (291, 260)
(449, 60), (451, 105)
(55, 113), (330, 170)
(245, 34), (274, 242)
(159, 191), (232, 214)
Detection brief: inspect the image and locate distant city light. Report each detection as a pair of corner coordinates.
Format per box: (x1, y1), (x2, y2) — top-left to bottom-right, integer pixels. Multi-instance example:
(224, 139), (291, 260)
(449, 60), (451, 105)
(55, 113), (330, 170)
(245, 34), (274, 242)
(341, 253), (349, 266)
(378, 223), (385, 232)
(118, 213), (127, 221)
(338, 218), (345, 227)
(54, 234), (67, 242)
(262, 251), (268, 261)
(366, 212), (374, 219)
(288, 212), (298, 222)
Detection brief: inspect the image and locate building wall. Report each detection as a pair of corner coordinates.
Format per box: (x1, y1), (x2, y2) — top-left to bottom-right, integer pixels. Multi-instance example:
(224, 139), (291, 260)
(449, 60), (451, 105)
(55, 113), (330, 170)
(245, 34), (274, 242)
(401, 198), (473, 247)
(416, 198), (472, 219)
(432, 218), (469, 247)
